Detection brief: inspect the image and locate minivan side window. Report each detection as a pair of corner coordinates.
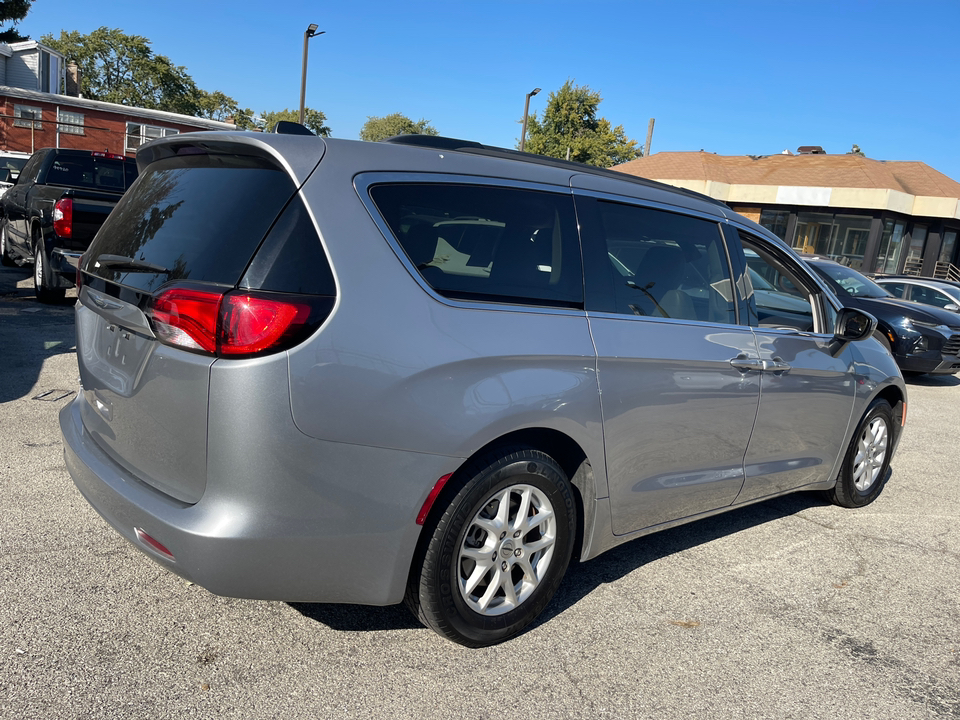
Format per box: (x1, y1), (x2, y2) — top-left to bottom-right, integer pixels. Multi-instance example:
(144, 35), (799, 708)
(579, 198), (736, 324)
(737, 233), (824, 333)
(370, 183), (583, 308)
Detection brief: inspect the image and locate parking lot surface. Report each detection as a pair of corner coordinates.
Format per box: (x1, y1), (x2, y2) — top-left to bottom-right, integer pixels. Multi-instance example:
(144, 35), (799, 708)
(2, 262), (959, 719)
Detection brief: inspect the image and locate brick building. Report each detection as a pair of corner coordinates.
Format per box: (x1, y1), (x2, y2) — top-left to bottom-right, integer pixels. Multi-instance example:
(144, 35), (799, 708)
(0, 40), (234, 158)
(613, 148), (960, 280)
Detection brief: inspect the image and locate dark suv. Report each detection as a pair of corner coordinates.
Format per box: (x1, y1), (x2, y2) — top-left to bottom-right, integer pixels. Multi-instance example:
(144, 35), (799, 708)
(60, 131), (905, 646)
(804, 257), (960, 375)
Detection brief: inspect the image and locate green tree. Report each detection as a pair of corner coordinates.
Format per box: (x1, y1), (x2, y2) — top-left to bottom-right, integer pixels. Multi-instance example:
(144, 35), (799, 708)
(255, 108), (331, 137)
(195, 90), (243, 123)
(523, 80), (642, 167)
(0, 0), (32, 42)
(359, 113), (438, 142)
(42, 27), (202, 114)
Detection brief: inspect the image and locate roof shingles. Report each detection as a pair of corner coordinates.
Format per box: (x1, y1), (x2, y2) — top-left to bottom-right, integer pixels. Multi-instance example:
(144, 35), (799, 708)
(613, 152), (960, 199)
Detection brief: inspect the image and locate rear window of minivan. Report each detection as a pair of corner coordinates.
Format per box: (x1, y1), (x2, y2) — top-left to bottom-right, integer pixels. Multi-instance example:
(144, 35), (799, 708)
(86, 154), (298, 293)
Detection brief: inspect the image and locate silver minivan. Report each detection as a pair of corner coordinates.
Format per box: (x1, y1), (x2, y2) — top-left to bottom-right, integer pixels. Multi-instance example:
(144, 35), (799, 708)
(60, 131), (906, 647)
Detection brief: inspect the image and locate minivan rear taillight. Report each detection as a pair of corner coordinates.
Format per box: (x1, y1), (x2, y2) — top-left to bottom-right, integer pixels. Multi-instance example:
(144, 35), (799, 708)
(53, 197), (73, 238)
(218, 294), (313, 356)
(147, 285), (332, 358)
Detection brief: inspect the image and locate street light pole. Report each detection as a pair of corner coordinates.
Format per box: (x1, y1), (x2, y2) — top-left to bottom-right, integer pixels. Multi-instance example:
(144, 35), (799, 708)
(519, 87), (541, 153)
(299, 24), (324, 125)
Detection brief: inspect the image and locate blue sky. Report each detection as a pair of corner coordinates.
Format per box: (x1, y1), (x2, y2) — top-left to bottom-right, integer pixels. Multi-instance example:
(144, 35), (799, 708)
(15, 0), (960, 180)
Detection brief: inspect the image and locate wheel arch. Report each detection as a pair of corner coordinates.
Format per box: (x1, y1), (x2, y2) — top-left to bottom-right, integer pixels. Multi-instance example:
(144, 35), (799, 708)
(872, 383), (906, 441)
(415, 427), (594, 566)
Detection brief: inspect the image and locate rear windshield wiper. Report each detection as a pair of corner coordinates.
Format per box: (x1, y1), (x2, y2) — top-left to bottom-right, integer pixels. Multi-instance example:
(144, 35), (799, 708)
(94, 254), (171, 274)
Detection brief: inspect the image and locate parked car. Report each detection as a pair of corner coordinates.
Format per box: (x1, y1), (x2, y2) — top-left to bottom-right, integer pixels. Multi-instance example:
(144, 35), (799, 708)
(0, 148), (138, 302)
(0, 150), (30, 198)
(873, 276), (960, 313)
(60, 131), (906, 647)
(802, 256), (960, 375)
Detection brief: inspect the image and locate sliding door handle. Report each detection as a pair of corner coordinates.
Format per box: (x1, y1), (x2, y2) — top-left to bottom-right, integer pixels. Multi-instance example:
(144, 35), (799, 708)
(729, 355), (764, 373)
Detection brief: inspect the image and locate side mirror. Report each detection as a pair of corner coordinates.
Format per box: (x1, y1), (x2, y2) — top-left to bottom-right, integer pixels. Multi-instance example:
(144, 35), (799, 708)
(945, 303), (959, 313)
(835, 307), (877, 342)
(828, 307), (877, 357)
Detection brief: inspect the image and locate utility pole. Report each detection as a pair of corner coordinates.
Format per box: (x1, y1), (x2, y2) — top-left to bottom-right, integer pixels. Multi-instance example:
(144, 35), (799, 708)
(519, 87), (540, 152)
(299, 24), (324, 125)
(644, 118), (655, 157)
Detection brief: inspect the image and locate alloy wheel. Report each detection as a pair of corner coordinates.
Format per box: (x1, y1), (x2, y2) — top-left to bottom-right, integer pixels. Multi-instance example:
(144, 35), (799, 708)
(457, 483), (557, 616)
(852, 417), (889, 492)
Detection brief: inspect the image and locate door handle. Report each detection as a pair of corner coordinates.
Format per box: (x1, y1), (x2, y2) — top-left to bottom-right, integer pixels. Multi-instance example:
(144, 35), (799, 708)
(729, 355), (764, 372)
(762, 357), (792, 374)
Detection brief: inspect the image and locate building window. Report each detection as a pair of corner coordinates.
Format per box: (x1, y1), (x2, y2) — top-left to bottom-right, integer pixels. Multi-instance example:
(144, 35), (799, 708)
(787, 212), (871, 270)
(759, 209), (790, 241)
(58, 109), (84, 135)
(125, 122), (179, 153)
(876, 219), (906, 274)
(904, 225), (927, 273)
(14, 104), (42, 129)
(40, 50), (51, 92)
(939, 231), (958, 266)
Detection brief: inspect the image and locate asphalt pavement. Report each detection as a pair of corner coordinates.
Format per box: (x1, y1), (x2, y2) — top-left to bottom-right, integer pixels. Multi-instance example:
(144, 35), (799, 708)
(2, 260), (959, 719)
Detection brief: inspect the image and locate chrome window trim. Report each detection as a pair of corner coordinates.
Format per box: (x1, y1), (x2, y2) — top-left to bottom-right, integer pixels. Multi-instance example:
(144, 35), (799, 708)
(354, 171), (587, 318)
(585, 310), (749, 332)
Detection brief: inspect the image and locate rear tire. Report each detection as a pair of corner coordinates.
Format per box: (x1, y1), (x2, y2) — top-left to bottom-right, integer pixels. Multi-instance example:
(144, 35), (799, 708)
(826, 399), (894, 508)
(33, 235), (66, 304)
(406, 447), (576, 647)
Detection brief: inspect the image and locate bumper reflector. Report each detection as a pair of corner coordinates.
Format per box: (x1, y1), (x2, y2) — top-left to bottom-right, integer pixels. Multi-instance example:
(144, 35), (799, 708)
(134, 527), (176, 561)
(416, 473), (454, 525)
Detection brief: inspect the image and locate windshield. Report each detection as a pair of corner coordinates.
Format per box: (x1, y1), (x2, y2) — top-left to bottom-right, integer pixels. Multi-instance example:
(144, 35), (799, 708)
(941, 285), (960, 302)
(809, 262), (892, 299)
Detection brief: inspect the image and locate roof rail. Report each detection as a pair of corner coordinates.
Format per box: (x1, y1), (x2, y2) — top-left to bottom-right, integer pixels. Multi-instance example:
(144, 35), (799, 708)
(382, 134), (726, 207)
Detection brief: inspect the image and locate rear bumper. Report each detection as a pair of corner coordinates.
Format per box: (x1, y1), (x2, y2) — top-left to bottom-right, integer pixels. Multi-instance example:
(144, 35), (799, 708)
(60, 394), (460, 605)
(50, 247), (81, 288)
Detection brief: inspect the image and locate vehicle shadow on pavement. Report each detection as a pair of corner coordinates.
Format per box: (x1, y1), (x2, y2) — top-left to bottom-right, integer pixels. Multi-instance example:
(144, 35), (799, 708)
(288, 491), (830, 636)
(289, 600), (422, 632)
(0, 267), (78, 404)
(904, 373), (960, 387)
(538, 491), (828, 627)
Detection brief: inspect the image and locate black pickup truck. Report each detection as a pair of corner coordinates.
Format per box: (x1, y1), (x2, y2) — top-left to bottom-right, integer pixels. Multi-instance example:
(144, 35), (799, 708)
(0, 148), (138, 302)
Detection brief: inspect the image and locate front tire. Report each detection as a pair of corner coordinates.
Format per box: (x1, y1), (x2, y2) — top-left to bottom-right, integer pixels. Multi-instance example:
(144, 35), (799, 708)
(407, 447), (576, 647)
(33, 235), (66, 304)
(826, 399), (894, 508)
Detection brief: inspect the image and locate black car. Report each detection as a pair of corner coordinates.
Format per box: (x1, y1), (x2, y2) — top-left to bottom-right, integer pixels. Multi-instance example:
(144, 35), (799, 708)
(805, 257), (960, 375)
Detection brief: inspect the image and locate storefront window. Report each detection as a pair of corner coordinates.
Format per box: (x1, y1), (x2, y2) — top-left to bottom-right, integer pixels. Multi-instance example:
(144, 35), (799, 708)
(940, 231), (958, 265)
(792, 212), (836, 256)
(904, 225), (927, 272)
(831, 215), (872, 270)
(876, 219), (906, 274)
(759, 210), (790, 241)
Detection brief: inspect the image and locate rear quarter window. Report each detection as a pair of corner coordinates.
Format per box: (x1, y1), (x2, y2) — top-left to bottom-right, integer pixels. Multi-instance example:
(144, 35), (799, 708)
(370, 183), (583, 308)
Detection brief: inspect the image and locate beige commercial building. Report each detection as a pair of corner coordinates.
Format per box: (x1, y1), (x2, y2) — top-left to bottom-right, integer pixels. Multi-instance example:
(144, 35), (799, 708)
(613, 148), (960, 279)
